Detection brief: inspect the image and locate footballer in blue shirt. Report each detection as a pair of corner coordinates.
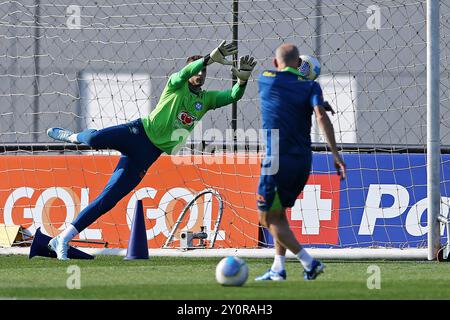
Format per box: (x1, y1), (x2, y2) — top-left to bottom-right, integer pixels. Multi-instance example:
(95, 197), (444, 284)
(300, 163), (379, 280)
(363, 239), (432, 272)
(255, 44), (346, 281)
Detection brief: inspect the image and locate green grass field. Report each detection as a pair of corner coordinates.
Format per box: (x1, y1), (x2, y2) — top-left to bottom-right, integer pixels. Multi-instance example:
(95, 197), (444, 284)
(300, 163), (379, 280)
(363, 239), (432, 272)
(0, 255), (449, 300)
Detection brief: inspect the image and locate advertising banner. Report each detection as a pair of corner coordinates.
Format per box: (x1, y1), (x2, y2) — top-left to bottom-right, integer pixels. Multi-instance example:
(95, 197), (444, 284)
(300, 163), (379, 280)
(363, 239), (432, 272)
(1, 153), (449, 249)
(0, 155), (260, 248)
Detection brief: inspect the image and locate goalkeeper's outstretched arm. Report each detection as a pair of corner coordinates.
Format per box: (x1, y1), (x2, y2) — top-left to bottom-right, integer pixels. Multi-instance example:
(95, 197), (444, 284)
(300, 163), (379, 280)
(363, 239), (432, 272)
(206, 82), (247, 109)
(169, 40), (238, 89)
(207, 55), (257, 109)
(169, 58), (207, 89)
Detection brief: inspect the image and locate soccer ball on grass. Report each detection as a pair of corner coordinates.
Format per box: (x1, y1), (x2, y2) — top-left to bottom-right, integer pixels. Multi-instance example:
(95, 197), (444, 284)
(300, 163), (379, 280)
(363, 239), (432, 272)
(215, 256), (249, 286)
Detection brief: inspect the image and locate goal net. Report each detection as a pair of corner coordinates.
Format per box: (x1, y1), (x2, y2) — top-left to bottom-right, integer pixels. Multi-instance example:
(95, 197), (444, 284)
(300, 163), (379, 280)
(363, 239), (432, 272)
(0, 0), (449, 259)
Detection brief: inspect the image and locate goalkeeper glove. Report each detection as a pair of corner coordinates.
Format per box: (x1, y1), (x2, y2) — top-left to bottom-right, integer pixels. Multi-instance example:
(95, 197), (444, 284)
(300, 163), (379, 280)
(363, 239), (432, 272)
(231, 55), (257, 85)
(205, 40), (238, 66)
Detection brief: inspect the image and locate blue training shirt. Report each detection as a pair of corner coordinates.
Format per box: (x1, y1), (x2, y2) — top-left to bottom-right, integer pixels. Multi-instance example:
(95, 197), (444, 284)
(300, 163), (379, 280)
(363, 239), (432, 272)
(258, 67), (324, 156)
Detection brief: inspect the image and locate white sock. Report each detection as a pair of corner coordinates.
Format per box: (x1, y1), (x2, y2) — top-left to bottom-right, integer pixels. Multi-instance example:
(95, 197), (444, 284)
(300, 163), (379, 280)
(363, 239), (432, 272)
(59, 224), (79, 243)
(271, 255), (286, 273)
(296, 249), (314, 271)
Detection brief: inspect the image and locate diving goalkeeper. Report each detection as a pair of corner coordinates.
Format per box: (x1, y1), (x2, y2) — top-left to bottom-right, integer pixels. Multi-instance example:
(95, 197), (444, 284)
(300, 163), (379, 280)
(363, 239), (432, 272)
(46, 41), (257, 260)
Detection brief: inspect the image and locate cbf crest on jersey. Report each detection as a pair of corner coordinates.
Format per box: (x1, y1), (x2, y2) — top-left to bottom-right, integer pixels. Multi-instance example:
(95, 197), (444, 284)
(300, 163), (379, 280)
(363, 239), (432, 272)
(195, 102), (203, 111)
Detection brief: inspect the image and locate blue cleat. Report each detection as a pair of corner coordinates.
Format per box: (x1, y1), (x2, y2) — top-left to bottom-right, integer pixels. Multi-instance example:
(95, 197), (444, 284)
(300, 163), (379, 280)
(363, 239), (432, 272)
(304, 260), (325, 280)
(255, 269), (287, 281)
(47, 127), (79, 144)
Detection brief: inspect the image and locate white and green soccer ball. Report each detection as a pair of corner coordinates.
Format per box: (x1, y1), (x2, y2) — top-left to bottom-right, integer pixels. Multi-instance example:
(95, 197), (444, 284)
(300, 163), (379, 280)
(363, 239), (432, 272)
(215, 256), (249, 286)
(299, 54), (321, 80)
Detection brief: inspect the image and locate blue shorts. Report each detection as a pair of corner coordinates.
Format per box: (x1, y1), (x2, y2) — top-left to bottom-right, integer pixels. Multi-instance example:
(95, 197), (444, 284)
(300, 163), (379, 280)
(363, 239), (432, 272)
(257, 154), (311, 212)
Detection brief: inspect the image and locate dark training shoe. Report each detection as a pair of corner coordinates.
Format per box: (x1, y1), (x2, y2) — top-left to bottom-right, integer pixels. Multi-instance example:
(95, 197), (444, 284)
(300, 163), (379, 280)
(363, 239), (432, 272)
(304, 260), (325, 281)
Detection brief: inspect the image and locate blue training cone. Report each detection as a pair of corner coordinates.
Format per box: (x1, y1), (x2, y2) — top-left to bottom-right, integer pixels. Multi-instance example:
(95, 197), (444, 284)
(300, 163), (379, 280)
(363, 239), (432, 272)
(124, 200), (149, 260)
(29, 227), (94, 260)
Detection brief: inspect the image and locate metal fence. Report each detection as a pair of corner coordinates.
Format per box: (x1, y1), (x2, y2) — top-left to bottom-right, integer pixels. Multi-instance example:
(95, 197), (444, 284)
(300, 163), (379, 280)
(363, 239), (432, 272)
(0, 0), (449, 147)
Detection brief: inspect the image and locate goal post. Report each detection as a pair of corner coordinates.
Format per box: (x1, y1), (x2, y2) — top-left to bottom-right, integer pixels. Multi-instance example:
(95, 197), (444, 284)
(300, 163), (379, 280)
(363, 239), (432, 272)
(426, 0), (441, 261)
(0, 0), (449, 260)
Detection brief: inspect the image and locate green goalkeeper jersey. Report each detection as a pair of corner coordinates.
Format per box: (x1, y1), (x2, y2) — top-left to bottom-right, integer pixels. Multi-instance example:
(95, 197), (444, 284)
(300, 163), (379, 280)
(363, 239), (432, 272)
(141, 58), (247, 154)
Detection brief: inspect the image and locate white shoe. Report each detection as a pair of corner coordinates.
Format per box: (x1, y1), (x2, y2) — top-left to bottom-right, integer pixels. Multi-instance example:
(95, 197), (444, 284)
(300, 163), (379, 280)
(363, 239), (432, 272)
(46, 127), (80, 144)
(48, 236), (70, 261)
(255, 269), (287, 281)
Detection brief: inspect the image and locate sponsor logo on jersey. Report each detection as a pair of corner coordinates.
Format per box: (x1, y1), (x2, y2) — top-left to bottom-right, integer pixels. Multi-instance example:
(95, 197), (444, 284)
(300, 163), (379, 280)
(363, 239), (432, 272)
(177, 111), (196, 126)
(262, 71), (276, 77)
